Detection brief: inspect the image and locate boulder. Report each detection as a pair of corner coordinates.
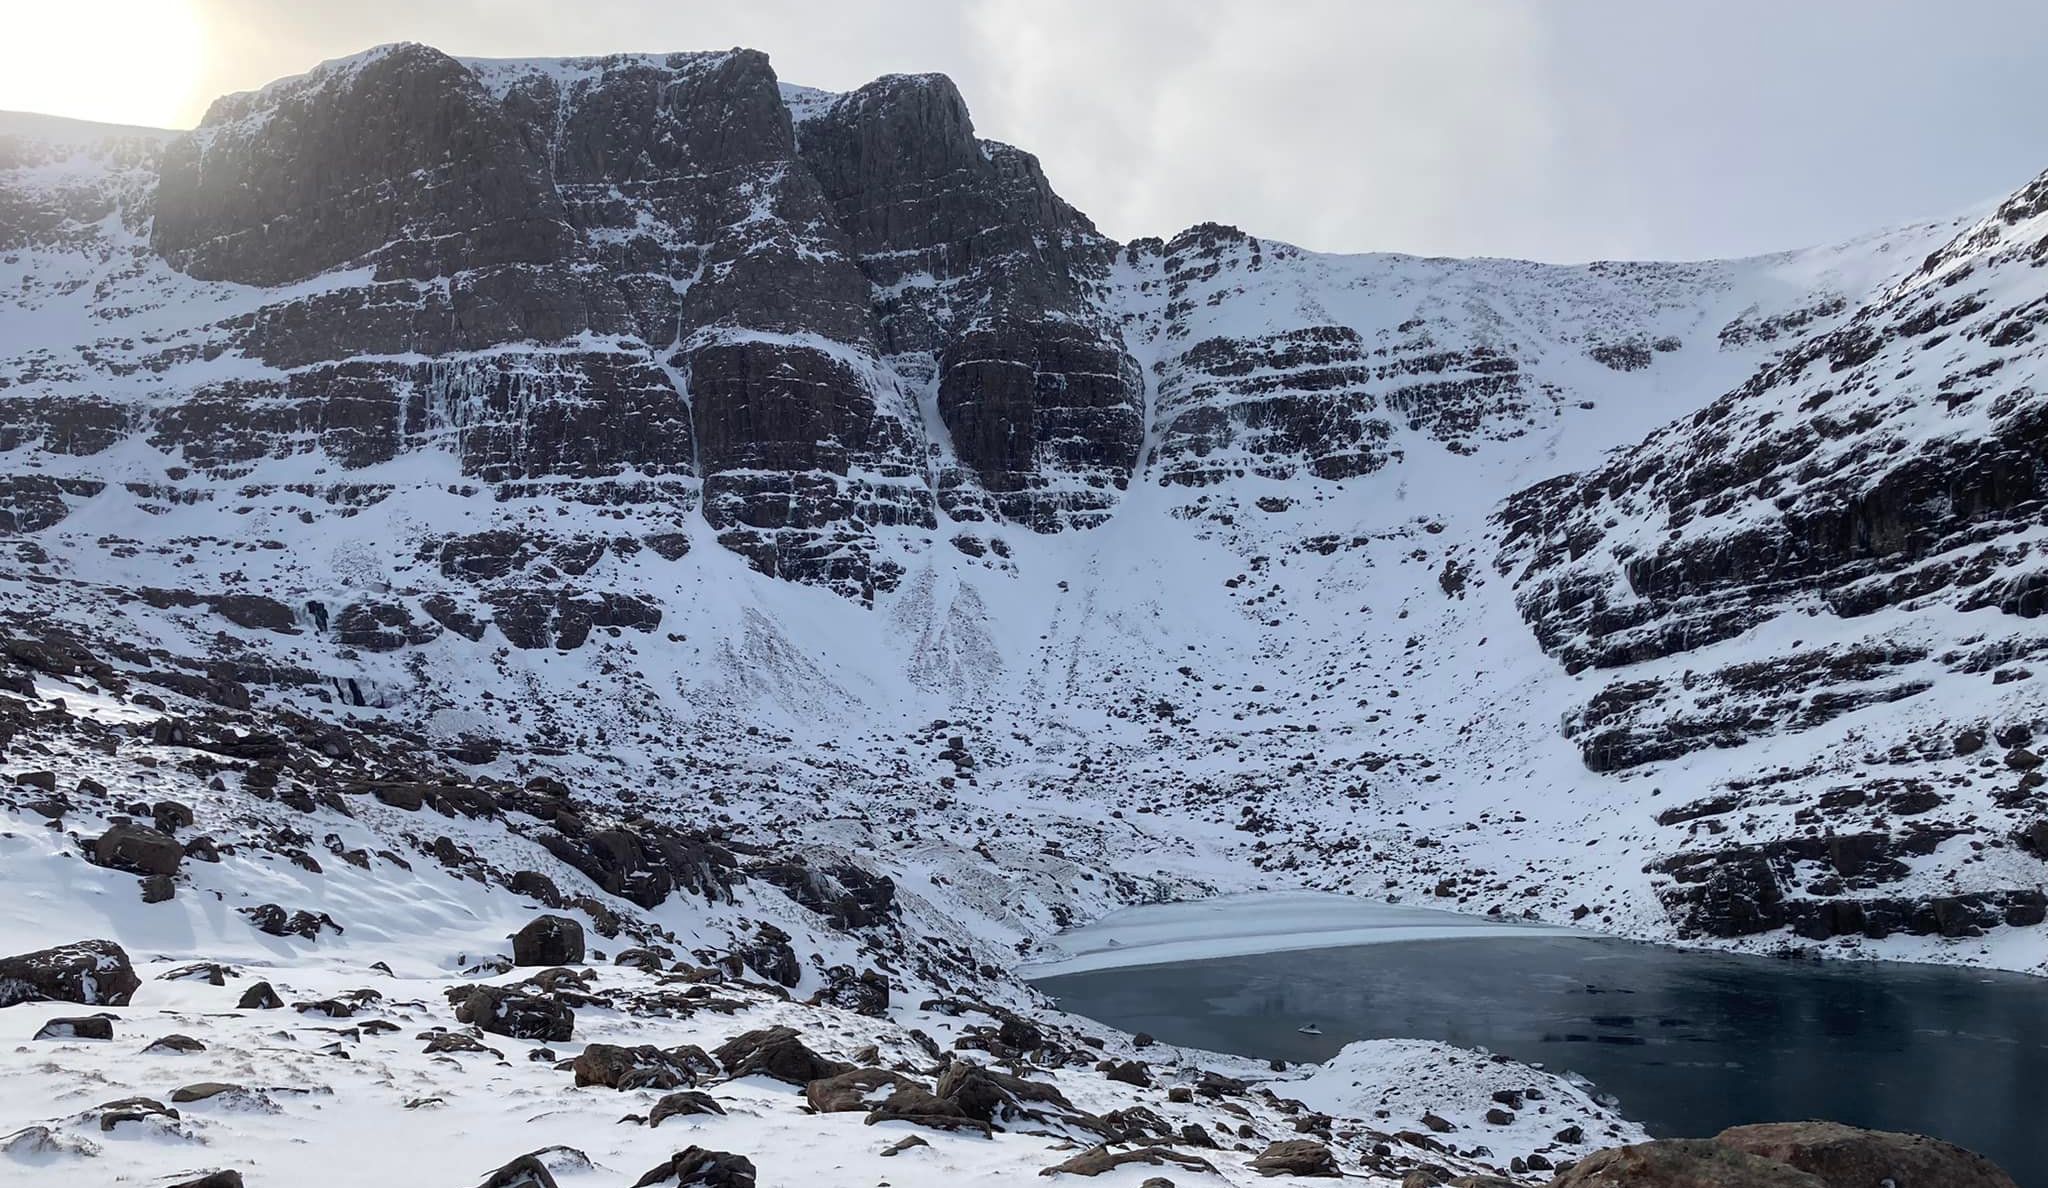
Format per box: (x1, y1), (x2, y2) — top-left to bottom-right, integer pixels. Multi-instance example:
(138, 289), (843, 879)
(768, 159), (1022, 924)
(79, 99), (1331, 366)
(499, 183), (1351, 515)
(143, 1033), (207, 1053)
(1003, 1017), (1049, 1050)
(509, 870), (563, 905)
(0, 940), (139, 1006)
(1100, 1103), (1172, 1141)
(236, 981), (284, 1010)
(1715, 1121), (2020, 1188)
(512, 915), (586, 967)
(1039, 1146), (1217, 1178)
(804, 1067), (922, 1113)
(216, 593), (297, 632)
(371, 783), (427, 811)
(713, 1025), (851, 1085)
(1248, 1140), (1341, 1177)
(425, 1031), (504, 1057)
(478, 1154), (558, 1188)
(737, 924), (800, 986)
(861, 1082), (992, 1135)
(753, 860), (898, 929)
(573, 1043), (715, 1090)
(241, 903), (342, 939)
(94, 1096), (180, 1132)
(934, 1060), (1075, 1125)
(630, 1147), (756, 1188)
(334, 600), (440, 651)
(167, 1174), (244, 1188)
(522, 966), (597, 997)
(151, 800), (195, 835)
(814, 965), (890, 1017)
(90, 822), (183, 876)
(1102, 1059), (1151, 1087)
(450, 985), (575, 1042)
(648, 1091), (727, 1126)
(0, 1125), (91, 1159)
(1553, 1140), (1828, 1187)
(33, 1015), (114, 1040)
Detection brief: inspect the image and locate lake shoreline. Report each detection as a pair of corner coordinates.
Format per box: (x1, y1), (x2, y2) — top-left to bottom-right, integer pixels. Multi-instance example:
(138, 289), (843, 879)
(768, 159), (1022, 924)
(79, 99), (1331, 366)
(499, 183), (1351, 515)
(1016, 890), (1576, 978)
(1031, 924), (2048, 1186)
(1018, 889), (2048, 981)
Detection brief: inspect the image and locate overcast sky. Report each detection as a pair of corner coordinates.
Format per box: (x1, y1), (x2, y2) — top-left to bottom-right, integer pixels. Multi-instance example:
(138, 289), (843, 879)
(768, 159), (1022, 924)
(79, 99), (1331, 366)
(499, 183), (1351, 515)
(7, 0), (2048, 262)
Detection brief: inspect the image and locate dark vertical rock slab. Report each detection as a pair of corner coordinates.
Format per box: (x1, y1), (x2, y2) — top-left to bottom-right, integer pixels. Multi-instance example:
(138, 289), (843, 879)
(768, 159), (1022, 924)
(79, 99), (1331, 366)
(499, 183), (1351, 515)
(153, 42), (583, 287)
(470, 51), (930, 592)
(795, 73), (1143, 531)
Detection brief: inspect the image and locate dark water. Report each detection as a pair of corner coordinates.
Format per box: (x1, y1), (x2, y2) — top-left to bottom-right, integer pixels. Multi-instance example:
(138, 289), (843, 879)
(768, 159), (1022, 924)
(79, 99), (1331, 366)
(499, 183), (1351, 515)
(1033, 937), (2048, 1186)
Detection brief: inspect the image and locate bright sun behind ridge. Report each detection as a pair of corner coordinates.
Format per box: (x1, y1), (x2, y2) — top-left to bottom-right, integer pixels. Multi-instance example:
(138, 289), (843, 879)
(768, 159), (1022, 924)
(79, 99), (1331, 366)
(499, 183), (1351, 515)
(0, 0), (204, 128)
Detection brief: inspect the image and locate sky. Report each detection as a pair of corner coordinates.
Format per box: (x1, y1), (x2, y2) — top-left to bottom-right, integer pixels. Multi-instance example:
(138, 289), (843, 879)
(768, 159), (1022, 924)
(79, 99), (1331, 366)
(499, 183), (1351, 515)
(4, 0), (2047, 263)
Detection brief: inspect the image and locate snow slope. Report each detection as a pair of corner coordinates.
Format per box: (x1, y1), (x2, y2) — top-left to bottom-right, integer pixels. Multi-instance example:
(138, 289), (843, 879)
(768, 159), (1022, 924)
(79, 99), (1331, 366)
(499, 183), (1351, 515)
(1, 66), (2037, 980)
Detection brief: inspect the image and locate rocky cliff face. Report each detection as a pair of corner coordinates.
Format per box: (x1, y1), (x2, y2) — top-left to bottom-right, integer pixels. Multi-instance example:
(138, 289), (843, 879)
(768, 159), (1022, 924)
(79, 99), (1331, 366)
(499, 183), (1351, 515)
(1500, 171), (2048, 941)
(793, 73), (1144, 530)
(97, 45), (1163, 598)
(1, 44), (2044, 970)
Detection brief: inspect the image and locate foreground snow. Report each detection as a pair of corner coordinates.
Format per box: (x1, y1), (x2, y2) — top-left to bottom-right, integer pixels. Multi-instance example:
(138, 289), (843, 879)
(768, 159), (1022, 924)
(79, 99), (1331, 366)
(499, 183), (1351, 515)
(0, 970), (1641, 1185)
(0, 814), (1640, 1186)
(0, 680), (1644, 1185)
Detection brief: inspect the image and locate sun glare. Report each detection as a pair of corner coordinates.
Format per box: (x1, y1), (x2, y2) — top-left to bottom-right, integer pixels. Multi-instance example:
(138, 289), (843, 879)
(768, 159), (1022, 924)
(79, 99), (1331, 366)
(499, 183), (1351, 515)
(0, 0), (206, 128)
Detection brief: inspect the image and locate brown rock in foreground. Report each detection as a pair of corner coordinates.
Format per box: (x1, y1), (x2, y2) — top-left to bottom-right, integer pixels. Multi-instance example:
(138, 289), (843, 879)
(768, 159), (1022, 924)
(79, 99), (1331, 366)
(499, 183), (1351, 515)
(1554, 1139), (1832, 1187)
(1716, 1121), (2021, 1188)
(1558, 1125), (2022, 1188)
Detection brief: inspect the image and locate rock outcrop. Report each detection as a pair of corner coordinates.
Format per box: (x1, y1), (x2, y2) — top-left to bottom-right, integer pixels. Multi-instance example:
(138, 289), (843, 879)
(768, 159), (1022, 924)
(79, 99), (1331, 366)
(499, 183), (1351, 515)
(1553, 1125), (2025, 1188)
(0, 941), (141, 1007)
(1553, 1139), (1828, 1187)
(1498, 167), (2048, 945)
(1715, 1121), (2021, 1188)
(511, 915), (586, 967)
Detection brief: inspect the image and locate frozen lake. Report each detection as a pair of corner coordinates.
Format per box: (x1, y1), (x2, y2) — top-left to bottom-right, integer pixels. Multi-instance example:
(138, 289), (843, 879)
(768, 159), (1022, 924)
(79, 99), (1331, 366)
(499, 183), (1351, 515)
(1030, 893), (2048, 1184)
(1018, 890), (1574, 978)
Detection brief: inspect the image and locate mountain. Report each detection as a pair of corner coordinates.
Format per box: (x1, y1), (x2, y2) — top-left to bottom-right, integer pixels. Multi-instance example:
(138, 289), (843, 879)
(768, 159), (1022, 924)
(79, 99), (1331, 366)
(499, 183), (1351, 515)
(0, 40), (2042, 1185)
(1501, 173), (2048, 945)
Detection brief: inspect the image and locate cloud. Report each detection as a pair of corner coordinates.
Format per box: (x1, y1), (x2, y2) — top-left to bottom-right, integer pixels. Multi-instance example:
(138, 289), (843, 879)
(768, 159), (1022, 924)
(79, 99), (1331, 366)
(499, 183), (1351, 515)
(978, 0), (1558, 256)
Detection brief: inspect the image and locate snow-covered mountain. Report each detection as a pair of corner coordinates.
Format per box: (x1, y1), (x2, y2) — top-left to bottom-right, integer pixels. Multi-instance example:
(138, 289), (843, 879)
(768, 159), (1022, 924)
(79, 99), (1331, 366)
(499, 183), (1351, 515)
(0, 40), (2044, 1186)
